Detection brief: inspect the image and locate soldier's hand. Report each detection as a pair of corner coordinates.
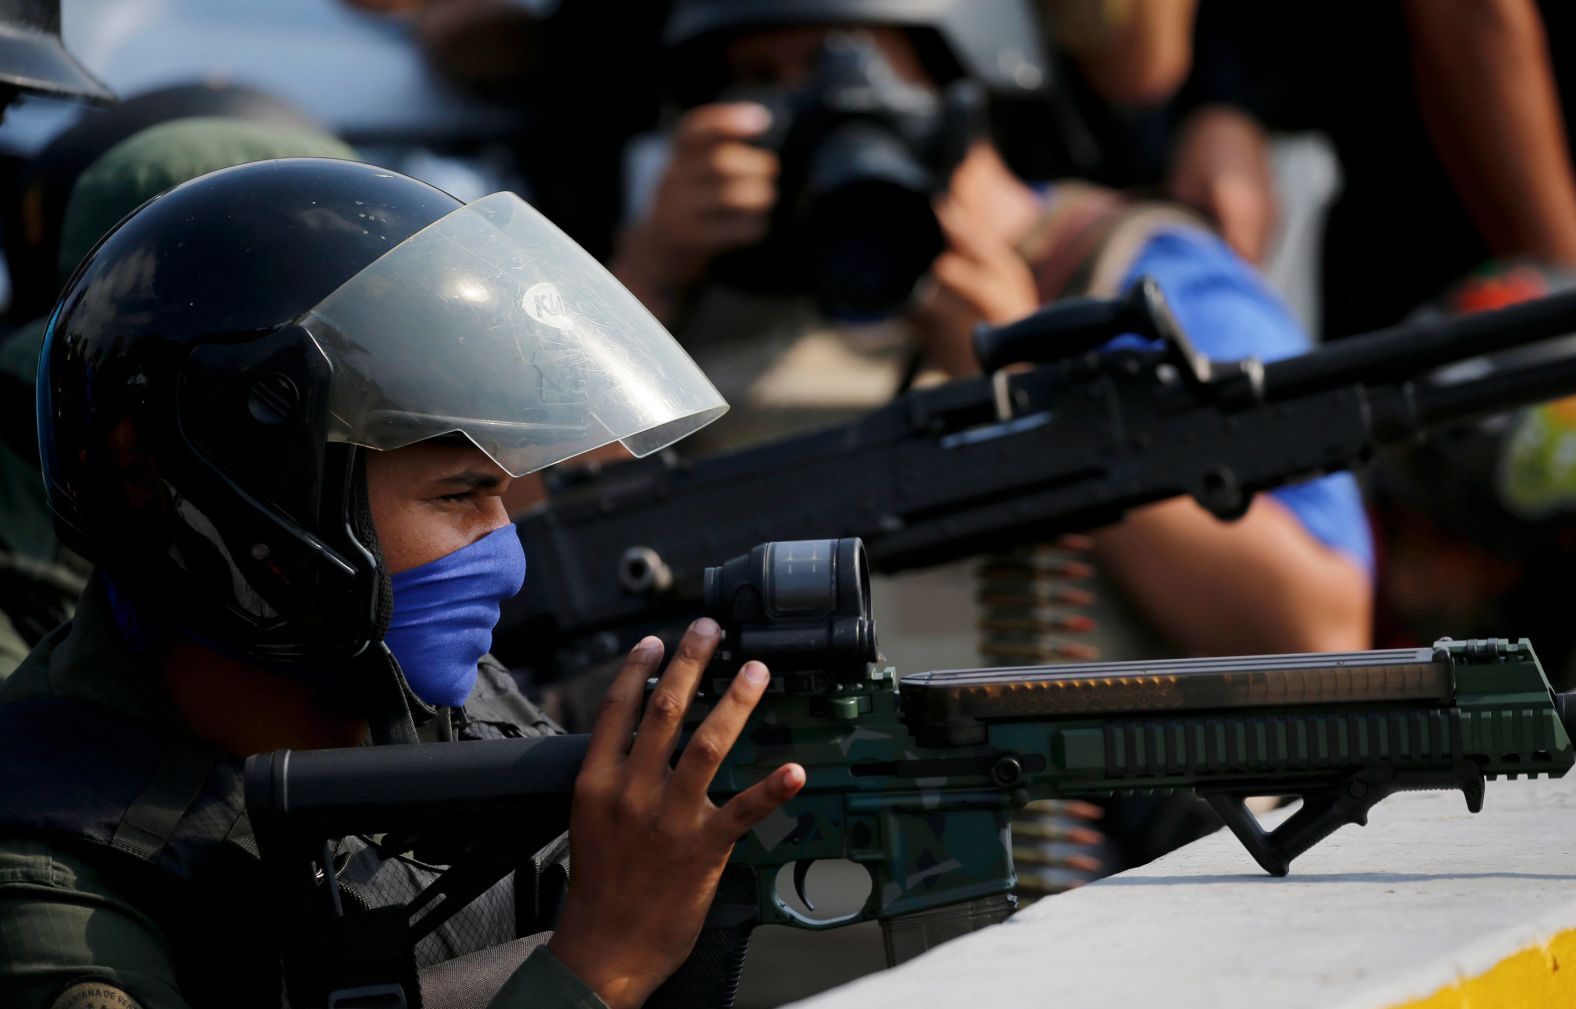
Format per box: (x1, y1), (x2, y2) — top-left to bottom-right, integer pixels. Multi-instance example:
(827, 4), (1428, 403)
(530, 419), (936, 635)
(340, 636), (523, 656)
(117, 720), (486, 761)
(612, 103), (779, 321)
(548, 618), (805, 1009)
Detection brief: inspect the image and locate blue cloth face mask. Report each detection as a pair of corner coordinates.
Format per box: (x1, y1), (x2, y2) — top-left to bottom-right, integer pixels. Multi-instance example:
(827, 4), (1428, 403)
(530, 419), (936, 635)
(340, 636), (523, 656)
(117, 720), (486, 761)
(383, 524), (527, 708)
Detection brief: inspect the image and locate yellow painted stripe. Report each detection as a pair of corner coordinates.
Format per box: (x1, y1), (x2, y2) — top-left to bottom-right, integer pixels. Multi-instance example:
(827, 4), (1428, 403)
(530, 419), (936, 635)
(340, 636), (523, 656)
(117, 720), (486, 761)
(1386, 927), (1576, 1009)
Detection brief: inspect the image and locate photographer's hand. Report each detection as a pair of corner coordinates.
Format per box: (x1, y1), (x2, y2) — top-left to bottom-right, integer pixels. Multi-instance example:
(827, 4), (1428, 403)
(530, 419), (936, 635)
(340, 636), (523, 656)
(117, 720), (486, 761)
(612, 103), (779, 323)
(548, 619), (805, 1009)
(1168, 105), (1276, 265)
(911, 194), (1040, 376)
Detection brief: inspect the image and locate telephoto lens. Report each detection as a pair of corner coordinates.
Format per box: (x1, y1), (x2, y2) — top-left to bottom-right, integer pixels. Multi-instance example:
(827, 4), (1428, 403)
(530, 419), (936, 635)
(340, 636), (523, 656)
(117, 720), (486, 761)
(710, 31), (982, 320)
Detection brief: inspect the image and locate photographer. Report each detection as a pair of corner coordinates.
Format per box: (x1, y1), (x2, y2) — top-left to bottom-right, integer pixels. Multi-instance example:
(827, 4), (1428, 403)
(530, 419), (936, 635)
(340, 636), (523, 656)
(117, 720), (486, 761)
(610, 0), (1372, 665)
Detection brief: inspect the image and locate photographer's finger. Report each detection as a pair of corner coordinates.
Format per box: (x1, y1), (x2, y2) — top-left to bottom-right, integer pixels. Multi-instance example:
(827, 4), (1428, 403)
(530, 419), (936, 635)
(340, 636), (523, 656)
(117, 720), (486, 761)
(936, 199), (1017, 270)
(628, 618), (720, 769)
(715, 763), (806, 841)
(675, 102), (773, 149)
(931, 251), (990, 305)
(934, 198), (979, 250)
(583, 635), (664, 769)
(691, 142), (778, 183)
(670, 660), (770, 802)
(710, 176), (776, 214)
(694, 211), (771, 250)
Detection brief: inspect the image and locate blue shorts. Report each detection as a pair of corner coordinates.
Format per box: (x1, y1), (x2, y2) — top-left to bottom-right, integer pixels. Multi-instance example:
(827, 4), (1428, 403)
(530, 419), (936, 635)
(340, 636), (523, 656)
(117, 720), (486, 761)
(1119, 229), (1375, 575)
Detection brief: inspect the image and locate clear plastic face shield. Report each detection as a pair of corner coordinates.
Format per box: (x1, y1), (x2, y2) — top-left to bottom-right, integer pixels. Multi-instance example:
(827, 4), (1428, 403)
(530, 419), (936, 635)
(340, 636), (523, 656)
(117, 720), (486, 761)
(299, 191), (727, 476)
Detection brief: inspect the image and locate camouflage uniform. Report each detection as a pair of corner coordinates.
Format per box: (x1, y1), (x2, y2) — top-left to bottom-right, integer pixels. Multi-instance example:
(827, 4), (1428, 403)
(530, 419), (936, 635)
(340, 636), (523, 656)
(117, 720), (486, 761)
(0, 576), (603, 1009)
(0, 317), (87, 678)
(0, 116), (367, 682)
(0, 118), (608, 1009)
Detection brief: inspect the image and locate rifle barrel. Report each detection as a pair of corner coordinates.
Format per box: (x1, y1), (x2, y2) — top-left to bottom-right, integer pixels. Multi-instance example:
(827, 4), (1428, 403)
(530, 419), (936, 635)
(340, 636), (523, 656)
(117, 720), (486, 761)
(1412, 354), (1576, 431)
(1261, 288), (1576, 402)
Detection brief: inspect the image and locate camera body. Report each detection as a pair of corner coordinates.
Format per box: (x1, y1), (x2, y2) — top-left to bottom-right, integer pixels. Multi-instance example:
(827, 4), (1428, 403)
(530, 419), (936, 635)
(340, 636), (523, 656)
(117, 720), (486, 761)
(712, 31), (983, 321)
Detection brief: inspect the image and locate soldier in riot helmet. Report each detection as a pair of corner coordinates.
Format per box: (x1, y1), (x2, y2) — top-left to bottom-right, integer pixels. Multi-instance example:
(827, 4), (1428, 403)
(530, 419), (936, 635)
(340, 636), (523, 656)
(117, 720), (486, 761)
(0, 0), (112, 112)
(608, 0), (1374, 903)
(0, 0), (114, 677)
(0, 157), (805, 1008)
(0, 106), (352, 684)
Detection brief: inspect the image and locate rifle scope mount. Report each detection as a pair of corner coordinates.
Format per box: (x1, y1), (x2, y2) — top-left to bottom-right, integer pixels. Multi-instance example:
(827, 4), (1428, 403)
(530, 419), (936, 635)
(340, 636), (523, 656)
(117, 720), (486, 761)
(702, 537), (880, 693)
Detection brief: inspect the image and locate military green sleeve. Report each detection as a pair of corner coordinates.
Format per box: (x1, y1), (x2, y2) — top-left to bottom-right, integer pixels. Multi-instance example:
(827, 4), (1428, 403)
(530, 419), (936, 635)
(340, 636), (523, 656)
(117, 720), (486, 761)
(488, 947), (609, 1009)
(0, 838), (189, 1009)
(0, 609), (30, 684)
(0, 837), (607, 1009)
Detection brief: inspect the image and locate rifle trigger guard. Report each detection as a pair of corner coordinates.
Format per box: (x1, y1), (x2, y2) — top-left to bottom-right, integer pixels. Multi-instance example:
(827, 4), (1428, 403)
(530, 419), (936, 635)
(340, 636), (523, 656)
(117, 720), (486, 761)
(763, 861), (874, 930)
(793, 860), (815, 912)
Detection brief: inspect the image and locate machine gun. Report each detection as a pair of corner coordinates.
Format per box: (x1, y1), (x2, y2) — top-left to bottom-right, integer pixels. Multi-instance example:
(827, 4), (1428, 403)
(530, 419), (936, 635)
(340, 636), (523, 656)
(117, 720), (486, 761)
(248, 538), (1576, 1009)
(498, 281), (1576, 681)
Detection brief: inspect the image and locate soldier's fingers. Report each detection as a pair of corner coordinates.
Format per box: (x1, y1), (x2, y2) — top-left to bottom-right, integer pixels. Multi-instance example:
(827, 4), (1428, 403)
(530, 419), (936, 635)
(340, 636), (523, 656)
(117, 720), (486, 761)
(583, 636), (664, 770)
(674, 103), (773, 150)
(714, 763), (806, 842)
(628, 618), (720, 771)
(670, 661), (771, 803)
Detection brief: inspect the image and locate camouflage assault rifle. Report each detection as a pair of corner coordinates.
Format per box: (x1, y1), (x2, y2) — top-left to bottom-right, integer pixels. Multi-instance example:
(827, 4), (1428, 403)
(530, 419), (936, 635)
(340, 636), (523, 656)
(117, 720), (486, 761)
(248, 538), (1576, 1009)
(497, 282), (1576, 682)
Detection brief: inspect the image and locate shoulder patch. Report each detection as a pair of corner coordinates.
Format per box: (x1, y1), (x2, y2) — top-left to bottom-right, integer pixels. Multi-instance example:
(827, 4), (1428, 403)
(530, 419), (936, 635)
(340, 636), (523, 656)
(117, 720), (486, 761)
(49, 980), (144, 1009)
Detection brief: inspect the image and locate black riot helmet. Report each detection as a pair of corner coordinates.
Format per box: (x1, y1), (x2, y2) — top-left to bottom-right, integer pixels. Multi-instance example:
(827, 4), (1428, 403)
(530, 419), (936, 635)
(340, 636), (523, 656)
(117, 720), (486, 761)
(0, 0), (113, 106)
(5, 81), (320, 326)
(664, 0), (1052, 108)
(39, 157), (726, 664)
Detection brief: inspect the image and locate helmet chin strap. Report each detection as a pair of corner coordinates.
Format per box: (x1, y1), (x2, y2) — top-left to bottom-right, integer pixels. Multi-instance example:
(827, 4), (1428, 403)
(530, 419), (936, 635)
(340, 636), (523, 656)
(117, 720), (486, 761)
(349, 447), (395, 644)
(344, 448), (426, 745)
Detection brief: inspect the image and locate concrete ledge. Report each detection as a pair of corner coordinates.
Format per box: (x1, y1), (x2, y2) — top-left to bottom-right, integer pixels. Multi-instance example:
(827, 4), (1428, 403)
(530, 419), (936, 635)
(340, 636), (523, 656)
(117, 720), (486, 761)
(787, 776), (1576, 1008)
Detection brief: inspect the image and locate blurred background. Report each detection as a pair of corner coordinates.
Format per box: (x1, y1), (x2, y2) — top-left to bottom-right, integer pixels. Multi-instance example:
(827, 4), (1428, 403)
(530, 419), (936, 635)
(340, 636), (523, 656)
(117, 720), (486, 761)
(6, 0), (1576, 1004)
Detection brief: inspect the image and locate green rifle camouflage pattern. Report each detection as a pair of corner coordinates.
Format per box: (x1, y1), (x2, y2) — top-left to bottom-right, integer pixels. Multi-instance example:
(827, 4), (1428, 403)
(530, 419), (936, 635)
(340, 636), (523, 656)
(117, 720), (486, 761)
(251, 637), (1575, 937)
(694, 637), (1575, 926)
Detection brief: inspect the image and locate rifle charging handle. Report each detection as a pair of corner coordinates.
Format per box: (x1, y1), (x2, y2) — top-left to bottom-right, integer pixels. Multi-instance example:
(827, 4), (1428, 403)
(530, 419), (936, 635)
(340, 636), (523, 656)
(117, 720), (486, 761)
(973, 281), (1160, 374)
